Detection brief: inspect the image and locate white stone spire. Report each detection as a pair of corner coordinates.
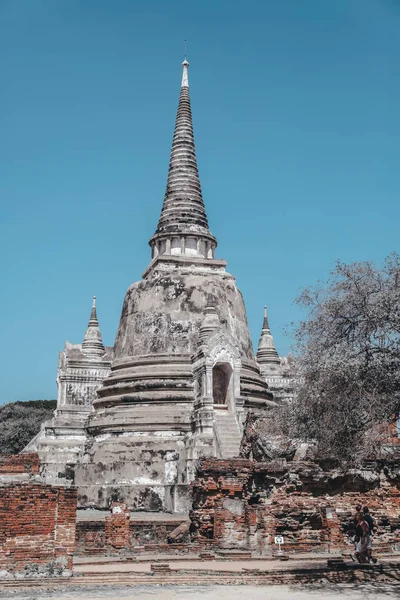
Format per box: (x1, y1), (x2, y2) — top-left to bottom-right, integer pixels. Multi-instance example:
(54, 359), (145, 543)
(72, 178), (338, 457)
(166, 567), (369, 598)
(148, 55), (217, 262)
(181, 59), (189, 88)
(82, 296), (105, 357)
(256, 305), (280, 367)
(89, 296), (98, 325)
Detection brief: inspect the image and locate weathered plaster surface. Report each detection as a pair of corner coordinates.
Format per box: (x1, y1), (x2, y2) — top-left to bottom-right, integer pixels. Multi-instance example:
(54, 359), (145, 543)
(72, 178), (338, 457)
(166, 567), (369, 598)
(114, 271), (254, 360)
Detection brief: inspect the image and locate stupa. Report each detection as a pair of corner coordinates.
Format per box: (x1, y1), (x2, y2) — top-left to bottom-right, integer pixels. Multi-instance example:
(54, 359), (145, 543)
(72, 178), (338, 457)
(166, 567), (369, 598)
(256, 306), (297, 403)
(30, 57), (276, 513)
(24, 297), (113, 478)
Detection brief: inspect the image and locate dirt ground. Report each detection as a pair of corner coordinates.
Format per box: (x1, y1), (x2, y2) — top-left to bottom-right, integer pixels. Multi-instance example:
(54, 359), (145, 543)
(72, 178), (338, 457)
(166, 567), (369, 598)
(0, 584), (399, 600)
(74, 557), (330, 573)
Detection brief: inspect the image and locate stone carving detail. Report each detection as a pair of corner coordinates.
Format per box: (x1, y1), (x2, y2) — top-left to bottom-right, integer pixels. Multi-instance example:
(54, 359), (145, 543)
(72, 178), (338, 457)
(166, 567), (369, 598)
(65, 384), (97, 407)
(196, 373), (203, 397)
(202, 330), (241, 365)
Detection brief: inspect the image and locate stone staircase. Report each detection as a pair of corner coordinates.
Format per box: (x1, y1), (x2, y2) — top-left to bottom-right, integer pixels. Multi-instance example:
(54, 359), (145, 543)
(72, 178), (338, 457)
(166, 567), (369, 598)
(214, 410), (242, 458)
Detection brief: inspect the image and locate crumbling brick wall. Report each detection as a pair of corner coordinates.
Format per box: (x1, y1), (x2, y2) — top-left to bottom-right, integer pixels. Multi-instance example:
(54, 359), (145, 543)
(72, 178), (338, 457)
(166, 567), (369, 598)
(191, 458), (400, 555)
(105, 502), (130, 549)
(0, 483), (77, 578)
(75, 516), (191, 555)
(75, 522), (105, 554)
(0, 453), (40, 476)
(190, 459), (253, 549)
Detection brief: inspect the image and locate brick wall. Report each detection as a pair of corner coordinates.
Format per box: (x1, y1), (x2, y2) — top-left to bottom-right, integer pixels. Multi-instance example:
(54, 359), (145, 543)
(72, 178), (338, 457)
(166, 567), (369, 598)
(0, 482), (77, 579)
(75, 518), (191, 556)
(0, 453), (40, 476)
(104, 502), (130, 549)
(191, 458), (400, 555)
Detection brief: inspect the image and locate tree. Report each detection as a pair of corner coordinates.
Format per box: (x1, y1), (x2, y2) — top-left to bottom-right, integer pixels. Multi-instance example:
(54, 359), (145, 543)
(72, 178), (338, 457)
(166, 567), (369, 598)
(0, 400), (56, 455)
(290, 253), (400, 464)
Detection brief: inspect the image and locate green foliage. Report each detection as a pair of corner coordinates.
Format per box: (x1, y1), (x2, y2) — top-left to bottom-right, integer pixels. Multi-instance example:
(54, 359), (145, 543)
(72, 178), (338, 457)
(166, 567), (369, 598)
(0, 400), (56, 455)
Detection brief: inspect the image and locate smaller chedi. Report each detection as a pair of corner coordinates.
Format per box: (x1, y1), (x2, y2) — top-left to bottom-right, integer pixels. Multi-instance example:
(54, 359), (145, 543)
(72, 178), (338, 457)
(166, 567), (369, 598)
(256, 306), (296, 403)
(25, 297), (113, 480)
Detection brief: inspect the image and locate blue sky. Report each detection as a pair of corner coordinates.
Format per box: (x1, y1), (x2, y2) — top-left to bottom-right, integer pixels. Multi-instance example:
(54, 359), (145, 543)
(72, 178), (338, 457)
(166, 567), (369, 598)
(0, 0), (399, 403)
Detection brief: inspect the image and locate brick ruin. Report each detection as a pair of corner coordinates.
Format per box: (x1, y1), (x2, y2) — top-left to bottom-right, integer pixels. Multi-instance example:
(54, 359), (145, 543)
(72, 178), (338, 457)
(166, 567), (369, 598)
(0, 453), (77, 579)
(0, 453), (40, 476)
(68, 456), (400, 560)
(1, 450), (400, 580)
(190, 458), (400, 555)
(75, 503), (190, 556)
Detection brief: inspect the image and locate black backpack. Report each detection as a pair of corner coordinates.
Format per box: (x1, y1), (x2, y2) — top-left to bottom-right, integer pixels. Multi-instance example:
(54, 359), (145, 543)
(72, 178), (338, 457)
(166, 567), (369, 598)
(365, 513), (374, 533)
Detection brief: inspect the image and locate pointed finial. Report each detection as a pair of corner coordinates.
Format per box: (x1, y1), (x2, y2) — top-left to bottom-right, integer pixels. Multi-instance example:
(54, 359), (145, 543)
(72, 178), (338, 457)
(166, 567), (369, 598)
(182, 42), (189, 87)
(89, 295), (99, 326)
(82, 295), (105, 356)
(262, 305), (270, 330)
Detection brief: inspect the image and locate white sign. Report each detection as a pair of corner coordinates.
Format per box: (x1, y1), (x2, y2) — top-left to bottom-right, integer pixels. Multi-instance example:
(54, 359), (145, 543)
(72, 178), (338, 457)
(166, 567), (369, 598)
(274, 536), (284, 545)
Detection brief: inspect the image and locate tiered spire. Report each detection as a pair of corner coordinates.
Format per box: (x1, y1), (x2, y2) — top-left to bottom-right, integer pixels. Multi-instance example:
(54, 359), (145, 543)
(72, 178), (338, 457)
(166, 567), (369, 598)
(199, 294), (221, 344)
(82, 296), (105, 357)
(256, 306), (280, 366)
(149, 57), (217, 261)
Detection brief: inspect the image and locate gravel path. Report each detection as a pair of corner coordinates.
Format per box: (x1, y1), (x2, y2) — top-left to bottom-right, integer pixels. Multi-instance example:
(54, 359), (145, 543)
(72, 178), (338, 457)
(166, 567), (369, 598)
(0, 584), (398, 600)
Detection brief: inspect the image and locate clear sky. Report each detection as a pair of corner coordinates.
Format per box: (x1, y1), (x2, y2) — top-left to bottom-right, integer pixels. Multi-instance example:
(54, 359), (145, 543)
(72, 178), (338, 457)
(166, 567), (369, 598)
(0, 0), (399, 404)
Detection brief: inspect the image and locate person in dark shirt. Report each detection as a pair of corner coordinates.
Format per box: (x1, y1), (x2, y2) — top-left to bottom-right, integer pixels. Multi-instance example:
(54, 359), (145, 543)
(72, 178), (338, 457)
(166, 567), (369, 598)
(363, 506), (377, 563)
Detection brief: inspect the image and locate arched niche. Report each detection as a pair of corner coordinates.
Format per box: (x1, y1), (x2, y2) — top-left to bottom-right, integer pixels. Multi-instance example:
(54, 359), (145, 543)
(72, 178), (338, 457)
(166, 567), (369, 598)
(212, 362), (232, 406)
